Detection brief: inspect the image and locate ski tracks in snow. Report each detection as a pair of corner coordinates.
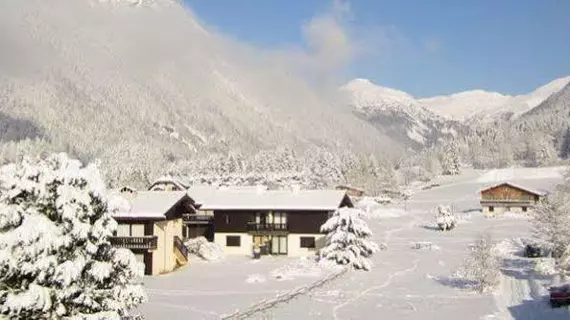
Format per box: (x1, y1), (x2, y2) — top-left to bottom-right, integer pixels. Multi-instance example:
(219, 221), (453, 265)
(332, 259), (420, 320)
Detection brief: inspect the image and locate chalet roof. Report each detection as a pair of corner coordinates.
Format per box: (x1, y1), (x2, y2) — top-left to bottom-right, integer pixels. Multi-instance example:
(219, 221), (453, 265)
(148, 175), (189, 190)
(479, 182), (547, 196)
(112, 191), (188, 219)
(190, 187), (350, 211)
(335, 184), (365, 192)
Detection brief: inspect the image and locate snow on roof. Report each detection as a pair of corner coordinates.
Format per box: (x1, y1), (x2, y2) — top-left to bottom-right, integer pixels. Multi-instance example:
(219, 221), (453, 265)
(149, 175), (188, 190)
(479, 182), (547, 196)
(112, 191), (188, 219)
(191, 188), (349, 211)
(335, 184), (365, 192)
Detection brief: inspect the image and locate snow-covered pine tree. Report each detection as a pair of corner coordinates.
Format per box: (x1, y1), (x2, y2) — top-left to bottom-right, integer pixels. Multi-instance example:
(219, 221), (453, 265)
(0, 153), (147, 319)
(560, 128), (570, 159)
(319, 207), (379, 271)
(532, 181), (570, 280)
(441, 141), (460, 175)
(435, 205), (456, 231)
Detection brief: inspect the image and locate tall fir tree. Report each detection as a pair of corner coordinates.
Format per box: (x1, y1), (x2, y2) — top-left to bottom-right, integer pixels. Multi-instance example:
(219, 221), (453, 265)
(0, 153), (146, 319)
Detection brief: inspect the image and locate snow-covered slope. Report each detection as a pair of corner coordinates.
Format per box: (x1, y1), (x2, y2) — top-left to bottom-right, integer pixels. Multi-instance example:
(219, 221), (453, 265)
(419, 76), (570, 122)
(340, 79), (461, 148)
(478, 76), (570, 122)
(0, 0), (400, 169)
(419, 90), (511, 122)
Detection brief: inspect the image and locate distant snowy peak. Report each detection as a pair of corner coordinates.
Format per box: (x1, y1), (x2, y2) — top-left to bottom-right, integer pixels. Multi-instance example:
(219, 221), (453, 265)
(479, 75), (570, 122)
(95, 0), (171, 8)
(419, 90), (512, 121)
(340, 79), (436, 119)
(419, 76), (570, 122)
(340, 79), (457, 148)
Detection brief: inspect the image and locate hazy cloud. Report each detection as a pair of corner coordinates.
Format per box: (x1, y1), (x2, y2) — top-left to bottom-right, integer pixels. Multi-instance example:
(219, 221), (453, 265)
(302, 0), (354, 73)
(424, 37), (442, 53)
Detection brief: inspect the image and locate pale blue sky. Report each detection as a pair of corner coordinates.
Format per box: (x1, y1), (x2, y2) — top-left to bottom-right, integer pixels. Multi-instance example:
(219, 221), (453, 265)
(183, 0), (570, 97)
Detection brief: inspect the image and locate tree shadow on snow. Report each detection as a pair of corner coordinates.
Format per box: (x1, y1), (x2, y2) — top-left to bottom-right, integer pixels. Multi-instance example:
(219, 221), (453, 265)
(434, 276), (478, 290)
(508, 297), (569, 320)
(501, 258), (535, 280)
(421, 224), (442, 231)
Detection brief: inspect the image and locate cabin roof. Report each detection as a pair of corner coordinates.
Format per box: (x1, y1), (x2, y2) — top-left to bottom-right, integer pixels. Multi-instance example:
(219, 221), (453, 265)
(335, 184), (365, 192)
(112, 191), (188, 219)
(148, 175), (189, 190)
(479, 182), (546, 197)
(188, 187), (350, 211)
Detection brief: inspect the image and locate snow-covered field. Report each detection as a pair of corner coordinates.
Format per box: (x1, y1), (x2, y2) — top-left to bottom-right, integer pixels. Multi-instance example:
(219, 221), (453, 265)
(139, 166), (569, 319)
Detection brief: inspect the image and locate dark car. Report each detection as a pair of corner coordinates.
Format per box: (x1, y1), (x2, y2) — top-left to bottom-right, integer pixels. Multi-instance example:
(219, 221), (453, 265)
(549, 283), (570, 308)
(524, 244), (545, 258)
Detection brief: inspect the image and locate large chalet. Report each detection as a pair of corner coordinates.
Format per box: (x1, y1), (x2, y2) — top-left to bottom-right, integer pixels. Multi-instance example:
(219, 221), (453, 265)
(187, 185), (353, 257)
(108, 178), (353, 274)
(480, 182), (545, 215)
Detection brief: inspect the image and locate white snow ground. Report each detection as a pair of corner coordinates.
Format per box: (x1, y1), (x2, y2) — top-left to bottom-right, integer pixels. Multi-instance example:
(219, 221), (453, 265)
(139, 166), (569, 319)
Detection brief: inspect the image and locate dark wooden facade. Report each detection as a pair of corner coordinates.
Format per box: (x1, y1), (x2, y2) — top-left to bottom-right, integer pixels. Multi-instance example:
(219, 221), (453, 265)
(213, 194), (353, 235)
(481, 184), (541, 202)
(213, 210), (330, 236)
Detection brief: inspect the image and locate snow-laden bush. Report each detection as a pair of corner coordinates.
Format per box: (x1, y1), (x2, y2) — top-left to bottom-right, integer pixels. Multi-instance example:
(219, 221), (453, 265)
(410, 241), (440, 250)
(534, 258), (557, 276)
(435, 205), (456, 231)
(318, 207), (379, 271)
(245, 274), (266, 284)
(532, 184), (570, 279)
(456, 234), (501, 293)
(0, 153), (147, 319)
(183, 237), (224, 261)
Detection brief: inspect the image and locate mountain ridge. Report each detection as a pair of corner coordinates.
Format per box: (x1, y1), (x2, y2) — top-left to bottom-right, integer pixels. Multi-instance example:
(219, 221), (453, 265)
(344, 76), (570, 123)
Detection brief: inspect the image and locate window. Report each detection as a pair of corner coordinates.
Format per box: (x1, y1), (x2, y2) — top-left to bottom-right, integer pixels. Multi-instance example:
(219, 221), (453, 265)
(131, 224), (145, 237)
(489, 206), (494, 212)
(270, 236), (288, 255)
(300, 237), (316, 249)
(226, 236), (241, 247)
(115, 223), (145, 236)
(522, 206), (528, 212)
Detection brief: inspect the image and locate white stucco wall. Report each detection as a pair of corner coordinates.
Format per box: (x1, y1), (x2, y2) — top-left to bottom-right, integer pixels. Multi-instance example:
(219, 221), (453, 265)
(287, 233), (325, 257)
(152, 218), (183, 275)
(482, 205), (529, 216)
(215, 232), (252, 256)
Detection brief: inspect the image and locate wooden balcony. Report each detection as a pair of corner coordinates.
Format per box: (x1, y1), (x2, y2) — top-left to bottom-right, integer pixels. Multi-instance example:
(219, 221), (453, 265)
(109, 236), (158, 250)
(246, 222), (289, 236)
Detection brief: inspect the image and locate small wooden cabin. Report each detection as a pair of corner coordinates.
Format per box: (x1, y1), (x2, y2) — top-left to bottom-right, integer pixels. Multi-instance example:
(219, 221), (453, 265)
(480, 182), (544, 215)
(148, 176), (189, 191)
(335, 185), (365, 198)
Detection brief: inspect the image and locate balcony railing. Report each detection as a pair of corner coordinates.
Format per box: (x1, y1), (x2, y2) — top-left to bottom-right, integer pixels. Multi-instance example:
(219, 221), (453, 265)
(183, 214), (214, 224)
(109, 236), (158, 250)
(173, 235), (188, 261)
(246, 222), (288, 232)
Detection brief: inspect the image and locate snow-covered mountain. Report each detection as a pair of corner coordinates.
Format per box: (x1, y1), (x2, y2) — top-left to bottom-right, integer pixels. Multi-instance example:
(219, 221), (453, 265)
(419, 90), (511, 122)
(478, 76), (570, 122)
(419, 76), (570, 122)
(0, 0), (401, 175)
(340, 79), (460, 148)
